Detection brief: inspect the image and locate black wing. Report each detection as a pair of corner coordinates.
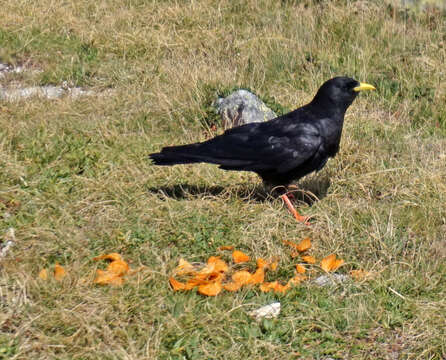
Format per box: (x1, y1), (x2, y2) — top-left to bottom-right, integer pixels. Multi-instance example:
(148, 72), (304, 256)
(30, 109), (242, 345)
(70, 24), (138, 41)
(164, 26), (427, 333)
(196, 121), (323, 174)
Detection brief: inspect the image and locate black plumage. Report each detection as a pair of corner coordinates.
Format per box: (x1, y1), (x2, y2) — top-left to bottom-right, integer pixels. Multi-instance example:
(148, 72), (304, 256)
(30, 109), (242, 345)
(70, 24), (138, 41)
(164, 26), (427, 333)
(150, 77), (375, 187)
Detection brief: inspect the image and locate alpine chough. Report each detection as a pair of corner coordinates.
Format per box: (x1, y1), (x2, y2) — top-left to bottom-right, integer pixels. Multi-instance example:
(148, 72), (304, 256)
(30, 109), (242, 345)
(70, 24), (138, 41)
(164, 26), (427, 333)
(150, 77), (375, 221)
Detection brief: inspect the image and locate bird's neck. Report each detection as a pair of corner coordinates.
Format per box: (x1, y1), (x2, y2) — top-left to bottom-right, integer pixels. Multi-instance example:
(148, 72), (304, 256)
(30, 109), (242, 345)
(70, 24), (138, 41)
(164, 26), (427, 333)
(306, 99), (347, 122)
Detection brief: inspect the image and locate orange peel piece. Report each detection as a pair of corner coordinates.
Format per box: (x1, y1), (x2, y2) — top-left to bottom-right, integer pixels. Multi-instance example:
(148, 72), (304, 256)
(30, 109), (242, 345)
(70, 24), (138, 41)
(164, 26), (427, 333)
(301, 255), (316, 264)
(107, 260), (130, 276)
(248, 268), (265, 285)
(320, 254), (344, 272)
(207, 256), (229, 273)
(270, 261), (278, 271)
(232, 250), (250, 263)
(169, 277), (198, 291)
(260, 281), (290, 294)
(296, 264), (306, 274)
(283, 240), (299, 249)
(169, 277), (186, 291)
(198, 281), (222, 296)
(38, 268), (48, 280)
(288, 274), (306, 286)
(185, 277), (208, 288)
(223, 282), (243, 292)
(256, 258), (268, 269)
(93, 253), (133, 286)
(194, 263), (215, 278)
(284, 238), (311, 252)
(333, 258), (344, 271)
(273, 282), (290, 294)
(218, 245), (234, 251)
(232, 270), (252, 285)
(296, 237), (311, 252)
(259, 282), (273, 293)
(175, 258), (195, 275)
(95, 269), (124, 286)
(54, 263), (66, 281)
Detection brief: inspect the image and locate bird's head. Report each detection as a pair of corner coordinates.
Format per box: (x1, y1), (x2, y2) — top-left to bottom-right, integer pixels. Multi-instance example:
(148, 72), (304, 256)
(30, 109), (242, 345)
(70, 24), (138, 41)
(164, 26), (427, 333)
(311, 77), (375, 113)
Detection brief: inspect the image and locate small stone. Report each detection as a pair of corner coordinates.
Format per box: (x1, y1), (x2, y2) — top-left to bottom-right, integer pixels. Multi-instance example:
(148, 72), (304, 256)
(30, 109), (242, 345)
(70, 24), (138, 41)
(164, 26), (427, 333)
(249, 302), (281, 320)
(215, 89), (277, 129)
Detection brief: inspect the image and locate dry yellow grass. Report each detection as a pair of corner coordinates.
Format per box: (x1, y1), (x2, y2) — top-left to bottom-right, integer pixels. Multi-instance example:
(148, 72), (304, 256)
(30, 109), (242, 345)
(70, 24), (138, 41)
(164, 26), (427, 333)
(0, 0), (445, 358)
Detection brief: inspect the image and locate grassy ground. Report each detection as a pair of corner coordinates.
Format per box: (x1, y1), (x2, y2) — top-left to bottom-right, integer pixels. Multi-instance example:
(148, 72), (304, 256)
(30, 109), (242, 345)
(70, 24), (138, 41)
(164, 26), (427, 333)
(1, 0), (445, 358)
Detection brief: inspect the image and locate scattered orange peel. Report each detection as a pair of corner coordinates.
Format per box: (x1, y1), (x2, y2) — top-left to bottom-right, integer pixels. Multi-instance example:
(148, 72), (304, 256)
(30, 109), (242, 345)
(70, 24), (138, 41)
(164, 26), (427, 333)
(37, 253), (141, 287)
(169, 247), (354, 296)
(169, 250), (306, 296)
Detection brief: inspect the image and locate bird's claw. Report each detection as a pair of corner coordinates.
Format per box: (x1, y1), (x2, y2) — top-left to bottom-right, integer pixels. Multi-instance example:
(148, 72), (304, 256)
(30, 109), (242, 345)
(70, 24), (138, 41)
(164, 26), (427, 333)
(292, 211), (310, 225)
(281, 194), (311, 226)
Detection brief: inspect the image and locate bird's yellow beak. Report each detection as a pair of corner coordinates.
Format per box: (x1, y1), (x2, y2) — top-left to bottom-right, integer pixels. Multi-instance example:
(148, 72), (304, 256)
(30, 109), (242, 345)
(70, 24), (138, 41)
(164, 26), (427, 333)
(353, 82), (376, 92)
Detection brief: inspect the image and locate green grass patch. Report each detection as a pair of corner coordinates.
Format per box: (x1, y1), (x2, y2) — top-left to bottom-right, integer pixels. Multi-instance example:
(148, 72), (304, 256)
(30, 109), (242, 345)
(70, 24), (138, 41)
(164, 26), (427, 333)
(0, 0), (445, 358)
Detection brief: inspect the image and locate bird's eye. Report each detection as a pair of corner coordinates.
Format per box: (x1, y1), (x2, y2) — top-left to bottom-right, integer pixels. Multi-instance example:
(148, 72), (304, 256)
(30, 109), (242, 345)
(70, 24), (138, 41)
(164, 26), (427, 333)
(347, 81), (357, 89)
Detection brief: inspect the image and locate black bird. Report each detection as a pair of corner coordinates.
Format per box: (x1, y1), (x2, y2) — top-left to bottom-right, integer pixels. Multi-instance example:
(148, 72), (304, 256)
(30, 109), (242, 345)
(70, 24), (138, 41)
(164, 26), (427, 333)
(150, 77), (375, 221)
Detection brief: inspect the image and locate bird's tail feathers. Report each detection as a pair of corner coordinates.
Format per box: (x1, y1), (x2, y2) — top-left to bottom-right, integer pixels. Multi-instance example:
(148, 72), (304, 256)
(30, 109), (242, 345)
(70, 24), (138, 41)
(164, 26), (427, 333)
(149, 143), (212, 166)
(149, 142), (256, 168)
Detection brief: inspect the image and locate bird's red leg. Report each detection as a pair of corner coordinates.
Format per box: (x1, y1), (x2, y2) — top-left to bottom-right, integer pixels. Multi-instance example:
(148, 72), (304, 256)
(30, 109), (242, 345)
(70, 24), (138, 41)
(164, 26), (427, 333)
(281, 194), (310, 225)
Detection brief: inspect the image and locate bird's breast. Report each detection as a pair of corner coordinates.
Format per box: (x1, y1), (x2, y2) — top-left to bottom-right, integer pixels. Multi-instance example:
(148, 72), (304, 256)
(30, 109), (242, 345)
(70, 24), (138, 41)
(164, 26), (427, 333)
(318, 118), (343, 156)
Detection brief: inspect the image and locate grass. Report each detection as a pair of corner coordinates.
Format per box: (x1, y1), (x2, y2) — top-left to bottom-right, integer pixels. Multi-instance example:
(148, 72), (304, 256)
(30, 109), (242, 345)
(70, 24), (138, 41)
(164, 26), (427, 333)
(1, 0), (445, 358)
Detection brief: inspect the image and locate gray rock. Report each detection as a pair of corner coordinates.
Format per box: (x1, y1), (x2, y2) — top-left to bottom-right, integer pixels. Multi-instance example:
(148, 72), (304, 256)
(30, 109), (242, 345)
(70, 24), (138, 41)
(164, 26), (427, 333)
(215, 89), (277, 129)
(313, 274), (349, 287)
(0, 62), (96, 101)
(0, 85), (95, 101)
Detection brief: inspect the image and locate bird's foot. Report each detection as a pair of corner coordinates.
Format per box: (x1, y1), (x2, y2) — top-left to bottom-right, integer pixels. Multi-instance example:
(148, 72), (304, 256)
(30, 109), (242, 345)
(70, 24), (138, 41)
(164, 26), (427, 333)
(281, 194), (310, 226)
